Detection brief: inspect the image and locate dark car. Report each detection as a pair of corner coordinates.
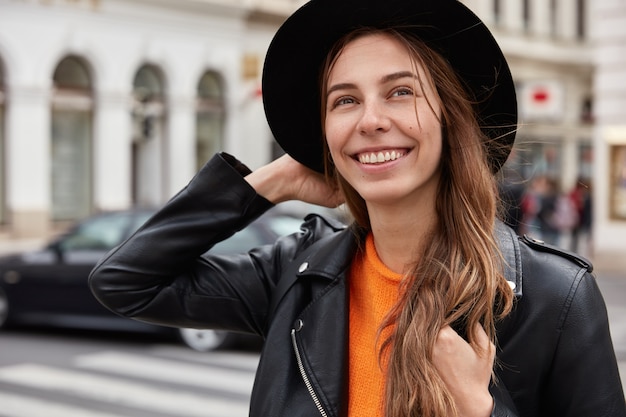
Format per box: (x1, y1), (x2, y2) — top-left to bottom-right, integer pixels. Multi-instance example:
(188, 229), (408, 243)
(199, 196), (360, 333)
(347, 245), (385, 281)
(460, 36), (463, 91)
(0, 206), (314, 351)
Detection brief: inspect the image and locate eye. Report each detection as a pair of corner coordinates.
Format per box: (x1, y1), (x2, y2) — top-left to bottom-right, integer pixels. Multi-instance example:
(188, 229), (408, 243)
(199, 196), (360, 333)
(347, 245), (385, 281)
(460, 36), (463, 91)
(331, 96), (357, 108)
(390, 87), (414, 98)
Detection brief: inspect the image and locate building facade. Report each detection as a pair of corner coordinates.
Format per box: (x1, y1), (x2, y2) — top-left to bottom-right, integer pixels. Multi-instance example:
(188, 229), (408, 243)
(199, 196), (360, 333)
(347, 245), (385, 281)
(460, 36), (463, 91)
(590, 0), (626, 267)
(468, 0), (593, 188)
(1, 0), (621, 263)
(0, 0), (305, 239)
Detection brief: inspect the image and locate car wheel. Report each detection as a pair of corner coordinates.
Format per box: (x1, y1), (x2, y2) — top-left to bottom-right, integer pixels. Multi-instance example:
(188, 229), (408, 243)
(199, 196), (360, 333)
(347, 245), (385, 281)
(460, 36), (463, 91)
(177, 328), (235, 352)
(0, 288), (9, 328)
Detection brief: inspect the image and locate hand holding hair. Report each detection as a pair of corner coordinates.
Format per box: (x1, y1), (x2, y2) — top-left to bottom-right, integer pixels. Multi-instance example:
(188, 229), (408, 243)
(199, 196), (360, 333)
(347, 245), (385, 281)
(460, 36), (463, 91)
(432, 323), (495, 417)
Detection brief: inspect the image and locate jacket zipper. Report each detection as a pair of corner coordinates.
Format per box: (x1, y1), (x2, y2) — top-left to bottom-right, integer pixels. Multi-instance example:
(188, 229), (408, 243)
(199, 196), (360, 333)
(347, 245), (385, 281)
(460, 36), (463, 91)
(291, 328), (329, 417)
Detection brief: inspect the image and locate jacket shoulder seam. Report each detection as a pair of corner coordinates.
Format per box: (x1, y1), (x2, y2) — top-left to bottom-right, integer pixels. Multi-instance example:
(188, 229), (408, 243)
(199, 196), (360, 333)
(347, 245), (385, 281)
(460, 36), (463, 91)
(521, 235), (593, 272)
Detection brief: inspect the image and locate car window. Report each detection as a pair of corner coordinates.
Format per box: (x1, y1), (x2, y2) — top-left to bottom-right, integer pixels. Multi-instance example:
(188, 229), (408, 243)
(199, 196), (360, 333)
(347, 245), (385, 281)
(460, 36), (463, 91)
(264, 215), (304, 237)
(210, 227), (267, 255)
(129, 212), (153, 235)
(59, 214), (133, 251)
(209, 214), (303, 255)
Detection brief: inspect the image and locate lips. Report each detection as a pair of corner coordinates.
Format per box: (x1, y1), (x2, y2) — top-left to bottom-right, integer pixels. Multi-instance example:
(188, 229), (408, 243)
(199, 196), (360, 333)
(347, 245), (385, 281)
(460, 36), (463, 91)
(357, 149), (407, 164)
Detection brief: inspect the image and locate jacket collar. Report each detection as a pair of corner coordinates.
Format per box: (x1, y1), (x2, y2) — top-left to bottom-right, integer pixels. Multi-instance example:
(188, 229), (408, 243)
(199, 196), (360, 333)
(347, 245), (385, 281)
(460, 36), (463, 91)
(495, 219), (523, 297)
(299, 219), (523, 297)
(297, 226), (358, 280)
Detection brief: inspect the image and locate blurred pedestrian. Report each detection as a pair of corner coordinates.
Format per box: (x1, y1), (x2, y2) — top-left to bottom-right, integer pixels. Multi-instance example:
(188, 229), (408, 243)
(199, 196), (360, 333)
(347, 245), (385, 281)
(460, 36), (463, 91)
(536, 177), (560, 245)
(537, 177), (580, 247)
(570, 179), (593, 255)
(89, 1), (625, 416)
(519, 175), (544, 236)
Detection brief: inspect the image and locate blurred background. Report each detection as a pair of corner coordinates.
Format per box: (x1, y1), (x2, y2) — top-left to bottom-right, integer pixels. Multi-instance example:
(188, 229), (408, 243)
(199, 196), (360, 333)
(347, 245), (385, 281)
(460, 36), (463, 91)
(0, 1), (624, 416)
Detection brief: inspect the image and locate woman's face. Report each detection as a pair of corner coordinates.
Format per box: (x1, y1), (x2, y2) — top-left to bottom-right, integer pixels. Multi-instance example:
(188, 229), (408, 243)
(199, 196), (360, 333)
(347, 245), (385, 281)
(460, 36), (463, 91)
(324, 33), (443, 209)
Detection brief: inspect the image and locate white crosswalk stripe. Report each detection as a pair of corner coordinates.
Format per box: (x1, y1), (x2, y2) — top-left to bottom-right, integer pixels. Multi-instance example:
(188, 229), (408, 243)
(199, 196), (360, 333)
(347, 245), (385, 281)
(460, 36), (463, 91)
(75, 351), (255, 395)
(148, 347), (260, 372)
(0, 350), (257, 417)
(0, 392), (124, 417)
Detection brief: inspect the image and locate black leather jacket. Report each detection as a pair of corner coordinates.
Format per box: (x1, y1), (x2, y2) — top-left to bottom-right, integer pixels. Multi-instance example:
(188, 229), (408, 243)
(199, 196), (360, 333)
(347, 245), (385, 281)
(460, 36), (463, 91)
(89, 153), (626, 417)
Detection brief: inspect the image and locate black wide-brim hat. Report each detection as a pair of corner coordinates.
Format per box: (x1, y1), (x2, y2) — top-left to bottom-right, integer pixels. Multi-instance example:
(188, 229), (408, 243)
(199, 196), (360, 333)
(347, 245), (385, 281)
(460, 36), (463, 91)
(262, 0), (518, 173)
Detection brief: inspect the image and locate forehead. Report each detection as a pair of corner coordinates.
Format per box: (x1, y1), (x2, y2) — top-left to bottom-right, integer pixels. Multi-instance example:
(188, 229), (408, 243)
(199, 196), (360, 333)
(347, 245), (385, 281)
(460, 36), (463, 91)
(327, 32), (431, 84)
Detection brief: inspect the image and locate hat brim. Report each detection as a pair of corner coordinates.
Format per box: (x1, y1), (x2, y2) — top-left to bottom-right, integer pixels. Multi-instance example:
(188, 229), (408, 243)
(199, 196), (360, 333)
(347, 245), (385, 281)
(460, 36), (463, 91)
(262, 0), (517, 173)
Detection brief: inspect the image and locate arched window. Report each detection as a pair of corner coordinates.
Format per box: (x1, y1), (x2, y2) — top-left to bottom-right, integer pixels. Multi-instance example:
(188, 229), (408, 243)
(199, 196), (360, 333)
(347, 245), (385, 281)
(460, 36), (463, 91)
(195, 71), (225, 170)
(131, 64), (166, 207)
(51, 55), (93, 221)
(0, 61), (5, 224)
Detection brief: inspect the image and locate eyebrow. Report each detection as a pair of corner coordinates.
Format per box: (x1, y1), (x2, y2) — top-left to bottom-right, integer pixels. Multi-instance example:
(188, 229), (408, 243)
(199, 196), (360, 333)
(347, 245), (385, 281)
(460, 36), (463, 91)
(326, 71), (419, 98)
(382, 71), (418, 84)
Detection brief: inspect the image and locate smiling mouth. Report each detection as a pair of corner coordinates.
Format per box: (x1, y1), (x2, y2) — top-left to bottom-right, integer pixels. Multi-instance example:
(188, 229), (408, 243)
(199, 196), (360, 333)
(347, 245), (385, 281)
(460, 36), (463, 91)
(357, 150), (407, 165)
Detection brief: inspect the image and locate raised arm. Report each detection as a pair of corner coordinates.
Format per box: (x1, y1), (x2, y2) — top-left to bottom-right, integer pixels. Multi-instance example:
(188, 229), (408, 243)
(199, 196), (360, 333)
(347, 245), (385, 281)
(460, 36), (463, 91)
(245, 153), (343, 207)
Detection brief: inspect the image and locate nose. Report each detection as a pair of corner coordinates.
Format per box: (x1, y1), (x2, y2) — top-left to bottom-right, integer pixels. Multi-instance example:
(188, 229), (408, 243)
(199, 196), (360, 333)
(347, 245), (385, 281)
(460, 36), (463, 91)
(356, 101), (391, 136)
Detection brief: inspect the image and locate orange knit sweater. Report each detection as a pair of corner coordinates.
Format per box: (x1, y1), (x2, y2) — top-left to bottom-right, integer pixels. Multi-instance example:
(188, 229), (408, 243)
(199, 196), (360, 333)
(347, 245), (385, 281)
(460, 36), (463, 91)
(348, 234), (403, 416)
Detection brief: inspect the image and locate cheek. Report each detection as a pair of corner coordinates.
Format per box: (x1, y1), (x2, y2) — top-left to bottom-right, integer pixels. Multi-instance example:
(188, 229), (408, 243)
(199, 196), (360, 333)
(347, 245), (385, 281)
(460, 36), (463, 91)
(414, 115), (444, 162)
(431, 134), (444, 168)
(327, 144), (347, 173)
(416, 110), (443, 143)
(324, 118), (348, 153)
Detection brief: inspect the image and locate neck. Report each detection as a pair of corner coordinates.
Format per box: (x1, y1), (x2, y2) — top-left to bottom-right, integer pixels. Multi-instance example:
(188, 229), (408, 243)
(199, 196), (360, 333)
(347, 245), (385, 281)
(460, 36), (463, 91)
(366, 200), (437, 275)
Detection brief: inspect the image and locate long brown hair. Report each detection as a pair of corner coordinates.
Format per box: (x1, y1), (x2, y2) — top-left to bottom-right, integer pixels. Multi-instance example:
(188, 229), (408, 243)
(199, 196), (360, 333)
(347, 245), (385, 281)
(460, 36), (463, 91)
(320, 28), (514, 417)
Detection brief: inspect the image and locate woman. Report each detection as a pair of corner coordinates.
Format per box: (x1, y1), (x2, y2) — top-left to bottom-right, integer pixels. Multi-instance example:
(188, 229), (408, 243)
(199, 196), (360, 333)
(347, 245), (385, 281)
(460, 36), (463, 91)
(89, 0), (626, 416)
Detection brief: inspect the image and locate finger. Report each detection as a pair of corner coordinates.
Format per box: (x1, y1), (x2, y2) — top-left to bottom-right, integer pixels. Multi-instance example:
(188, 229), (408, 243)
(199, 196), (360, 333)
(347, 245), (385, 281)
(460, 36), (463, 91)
(471, 323), (488, 345)
(471, 324), (495, 360)
(434, 325), (468, 360)
(439, 325), (464, 343)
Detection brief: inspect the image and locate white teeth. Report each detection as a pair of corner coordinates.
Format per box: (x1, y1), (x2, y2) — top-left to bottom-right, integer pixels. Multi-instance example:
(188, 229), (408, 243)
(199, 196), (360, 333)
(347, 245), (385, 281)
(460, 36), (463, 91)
(358, 150), (405, 164)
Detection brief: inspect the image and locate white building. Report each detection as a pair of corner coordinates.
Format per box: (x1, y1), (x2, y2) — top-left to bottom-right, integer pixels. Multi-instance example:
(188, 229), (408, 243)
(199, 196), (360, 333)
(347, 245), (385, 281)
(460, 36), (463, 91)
(590, 0), (626, 268)
(468, 0), (593, 187)
(0, 0), (305, 239)
(2, 0), (621, 264)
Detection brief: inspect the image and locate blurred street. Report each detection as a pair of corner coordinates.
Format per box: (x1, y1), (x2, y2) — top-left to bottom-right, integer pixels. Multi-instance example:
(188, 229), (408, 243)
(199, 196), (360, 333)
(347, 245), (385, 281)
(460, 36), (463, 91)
(0, 327), (258, 417)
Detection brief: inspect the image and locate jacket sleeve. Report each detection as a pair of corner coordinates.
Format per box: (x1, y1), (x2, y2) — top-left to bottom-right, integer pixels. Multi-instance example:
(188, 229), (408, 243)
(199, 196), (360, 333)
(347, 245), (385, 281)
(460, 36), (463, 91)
(492, 268), (626, 417)
(490, 382), (519, 417)
(491, 401), (517, 417)
(88, 153), (293, 335)
(545, 270), (626, 416)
